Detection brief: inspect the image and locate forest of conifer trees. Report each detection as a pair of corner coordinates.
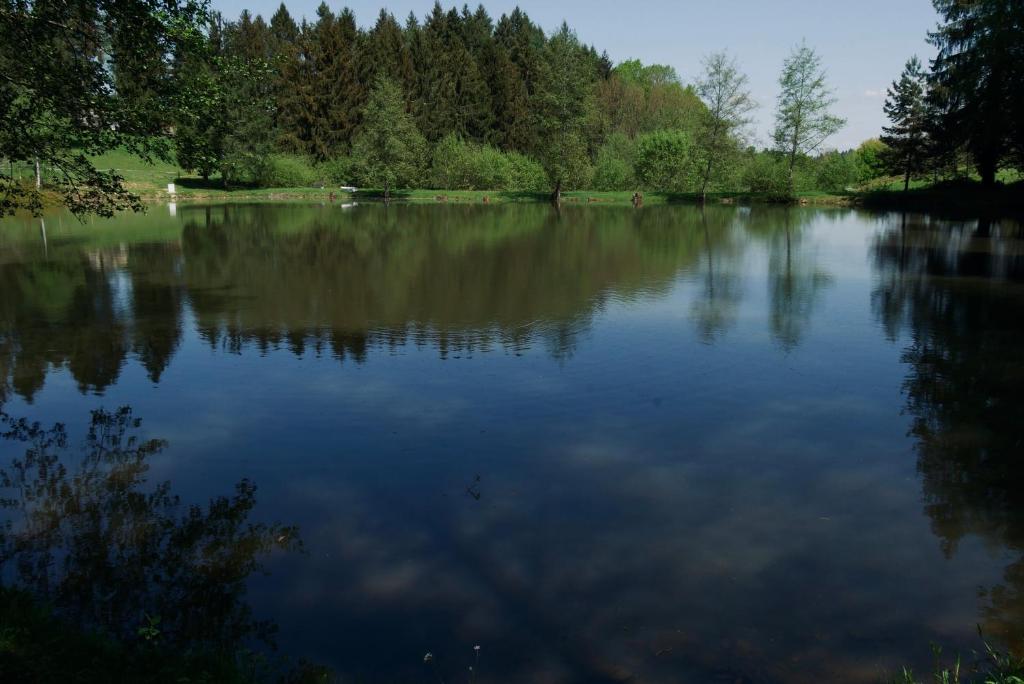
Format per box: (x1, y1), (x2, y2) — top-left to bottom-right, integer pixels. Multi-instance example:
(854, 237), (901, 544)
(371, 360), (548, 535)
(171, 1), (727, 193)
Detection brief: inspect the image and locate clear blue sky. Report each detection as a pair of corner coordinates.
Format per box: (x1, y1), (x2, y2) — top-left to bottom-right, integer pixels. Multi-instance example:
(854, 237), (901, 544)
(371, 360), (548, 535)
(211, 0), (940, 149)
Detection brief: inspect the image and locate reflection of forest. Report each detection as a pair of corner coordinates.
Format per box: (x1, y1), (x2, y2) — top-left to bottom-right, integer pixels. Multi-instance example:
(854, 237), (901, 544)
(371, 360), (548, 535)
(0, 203), (839, 402)
(872, 214), (1024, 645)
(0, 203), (781, 401)
(0, 405), (301, 679)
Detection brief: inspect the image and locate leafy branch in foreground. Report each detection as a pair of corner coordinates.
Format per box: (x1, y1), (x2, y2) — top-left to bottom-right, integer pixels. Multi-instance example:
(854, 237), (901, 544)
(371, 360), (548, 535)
(0, 0), (209, 216)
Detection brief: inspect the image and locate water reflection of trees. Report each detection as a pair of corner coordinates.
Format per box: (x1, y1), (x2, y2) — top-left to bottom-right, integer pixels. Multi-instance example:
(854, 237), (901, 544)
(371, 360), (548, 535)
(689, 208), (745, 343)
(0, 405), (300, 658)
(761, 209), (833, 351)
(1, 204), (733, 401)
(872, 213), (1024, 645)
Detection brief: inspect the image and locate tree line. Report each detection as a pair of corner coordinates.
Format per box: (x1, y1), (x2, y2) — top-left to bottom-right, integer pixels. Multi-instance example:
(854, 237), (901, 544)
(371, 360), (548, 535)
(1, 0), (859, 212)
(4, 0), (1018, 215)
(172, 3), (858, 200)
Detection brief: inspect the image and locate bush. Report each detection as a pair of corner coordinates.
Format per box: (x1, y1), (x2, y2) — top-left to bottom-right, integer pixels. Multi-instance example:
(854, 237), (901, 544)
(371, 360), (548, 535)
(505, 152), (549, 191)
(634, 129), (697, 192)
(814, 151), (862, 192)
(741, 152), (792, 201)
(468, 144), (513, 190)
(856, 138), (889, 181)
(256, 154), (319, 188)
(591, 133), (637, 191)
(540, 131), (592, 190)
(429, 134), (548, 191)
(316, 156), (356, 185)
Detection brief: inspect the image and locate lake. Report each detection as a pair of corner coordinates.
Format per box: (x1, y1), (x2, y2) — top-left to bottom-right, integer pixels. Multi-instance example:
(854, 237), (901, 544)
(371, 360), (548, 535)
(1, 202), (1022, 683)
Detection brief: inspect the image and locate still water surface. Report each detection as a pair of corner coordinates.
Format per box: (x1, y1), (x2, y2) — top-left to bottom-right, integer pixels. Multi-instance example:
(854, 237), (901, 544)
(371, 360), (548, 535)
(1, 203), (1022, 682)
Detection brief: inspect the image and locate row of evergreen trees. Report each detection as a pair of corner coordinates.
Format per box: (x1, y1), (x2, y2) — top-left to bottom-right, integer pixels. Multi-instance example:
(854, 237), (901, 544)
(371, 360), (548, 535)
(173, 2), (713, 192)
(880, 0), (1024, 189)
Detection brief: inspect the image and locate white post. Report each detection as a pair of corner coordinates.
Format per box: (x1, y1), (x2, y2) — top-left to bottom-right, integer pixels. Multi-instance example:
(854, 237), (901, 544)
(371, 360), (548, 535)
(167, 182), (176, 196)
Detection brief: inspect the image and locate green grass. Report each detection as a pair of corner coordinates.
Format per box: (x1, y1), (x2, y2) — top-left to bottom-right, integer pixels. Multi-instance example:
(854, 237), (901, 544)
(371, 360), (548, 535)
(82, 150), (1019, 211)
(75, 150), (855, 206)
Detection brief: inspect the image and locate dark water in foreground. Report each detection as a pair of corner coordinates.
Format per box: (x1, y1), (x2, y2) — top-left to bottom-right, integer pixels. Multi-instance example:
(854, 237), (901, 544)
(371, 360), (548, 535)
(1, 203), (1022, 683)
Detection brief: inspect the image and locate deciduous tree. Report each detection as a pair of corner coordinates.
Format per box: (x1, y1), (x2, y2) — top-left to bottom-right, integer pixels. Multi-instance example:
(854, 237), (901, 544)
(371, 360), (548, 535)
(695, 51), (756, 202)
(772, 43), (845, 196)
(351, 77), (427, 200)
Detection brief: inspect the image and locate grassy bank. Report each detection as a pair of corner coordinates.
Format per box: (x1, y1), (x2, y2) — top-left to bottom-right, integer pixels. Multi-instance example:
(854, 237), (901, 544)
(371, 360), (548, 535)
(78, 151), (1024, 214)
(127, 183), (853, 208)
(858, 179), (1024, 216)
(75, 151), (854, 207)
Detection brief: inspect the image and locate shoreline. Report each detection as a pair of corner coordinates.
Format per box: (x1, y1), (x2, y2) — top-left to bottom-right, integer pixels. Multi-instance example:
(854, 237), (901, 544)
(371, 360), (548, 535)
(138, 187), (859, 207)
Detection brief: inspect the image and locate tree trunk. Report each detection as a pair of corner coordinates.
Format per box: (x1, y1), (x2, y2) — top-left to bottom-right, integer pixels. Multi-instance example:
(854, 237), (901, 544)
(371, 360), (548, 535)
(903, 168), (910, 192)
(700, 158), (714, 204)
(35, 158), (41, 189)
(384, 182), (391, 204)
(979, 160), (996, 188)
(551, 179), (562, 205)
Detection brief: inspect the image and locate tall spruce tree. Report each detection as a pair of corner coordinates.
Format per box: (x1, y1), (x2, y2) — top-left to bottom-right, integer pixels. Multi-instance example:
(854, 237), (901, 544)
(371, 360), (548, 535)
(881, 57), (929, 191)
(929, 0), (1024, 186)
(363, 10), (416, 97)
(275, 18), (316, 155)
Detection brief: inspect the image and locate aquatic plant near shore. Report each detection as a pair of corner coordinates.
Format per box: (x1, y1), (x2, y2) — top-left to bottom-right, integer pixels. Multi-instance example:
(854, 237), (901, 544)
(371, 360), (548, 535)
(890, 636), (1024, 684)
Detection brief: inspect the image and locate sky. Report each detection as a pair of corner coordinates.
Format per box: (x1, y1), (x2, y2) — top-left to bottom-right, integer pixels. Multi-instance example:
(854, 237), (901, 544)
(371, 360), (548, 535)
(211, 0), (941, 150)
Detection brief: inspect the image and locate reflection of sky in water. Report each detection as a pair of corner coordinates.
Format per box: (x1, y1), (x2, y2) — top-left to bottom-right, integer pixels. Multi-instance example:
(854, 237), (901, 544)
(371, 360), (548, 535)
(1, 205), (1021, 682)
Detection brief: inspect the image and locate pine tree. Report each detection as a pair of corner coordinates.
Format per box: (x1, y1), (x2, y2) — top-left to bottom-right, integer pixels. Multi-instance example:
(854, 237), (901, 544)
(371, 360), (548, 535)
(268, 4), (299, 137)
(363, 10), (416, 97)
(487, 46), (532, 150)
(275, 19), (317, 155)
(880, 57), (929, 191)
(929, 0), (1023, 186)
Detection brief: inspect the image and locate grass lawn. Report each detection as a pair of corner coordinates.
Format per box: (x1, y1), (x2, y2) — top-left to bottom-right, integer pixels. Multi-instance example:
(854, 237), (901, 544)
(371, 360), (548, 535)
(72, 150), (854, 207)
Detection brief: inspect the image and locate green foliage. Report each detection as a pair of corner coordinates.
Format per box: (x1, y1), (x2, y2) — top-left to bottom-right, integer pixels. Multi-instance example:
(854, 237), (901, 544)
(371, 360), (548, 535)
(772, 42), (845, 194)
(598, 60), (706, 141)
(0, 0), (208, 215)
(634, 129), (697, 192)
(315, 156), (357, 184)
(350, 76), (428, 194)
(504, 152), (549, 192)
(929, 0), (1024, 185)
(534, 23), (598, 189)
(890, 638), (1024, 684)
(856, 138), (889, 181)
(429, 134), (548, 190)
(813, 151), (861, 192)
(741, 152), (792, 201)
(257, 154), (319, 187)
(881, 56), (929, 190)
(695, 51), (757, 198)
(592, 133), (637, 191)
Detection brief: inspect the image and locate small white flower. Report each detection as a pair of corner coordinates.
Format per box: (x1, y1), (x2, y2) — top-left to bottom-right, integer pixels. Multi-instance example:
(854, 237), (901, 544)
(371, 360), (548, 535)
(423, 652), (433, 663)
